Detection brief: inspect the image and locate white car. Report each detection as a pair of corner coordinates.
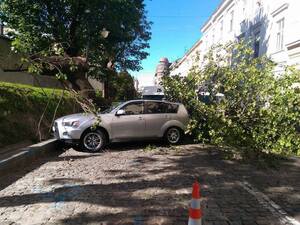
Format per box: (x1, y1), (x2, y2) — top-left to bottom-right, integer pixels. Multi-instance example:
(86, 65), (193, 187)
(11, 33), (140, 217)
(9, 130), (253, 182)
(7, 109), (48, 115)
(53, 100), (189, 152)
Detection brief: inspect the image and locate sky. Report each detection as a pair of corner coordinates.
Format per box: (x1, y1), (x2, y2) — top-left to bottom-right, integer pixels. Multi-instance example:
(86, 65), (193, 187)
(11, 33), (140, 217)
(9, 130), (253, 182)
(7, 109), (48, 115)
(133, 0), (221, 86)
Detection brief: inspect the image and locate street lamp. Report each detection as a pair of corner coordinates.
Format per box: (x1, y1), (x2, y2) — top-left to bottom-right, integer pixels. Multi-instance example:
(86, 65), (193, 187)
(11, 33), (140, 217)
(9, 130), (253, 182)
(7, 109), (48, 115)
(100, 28), (110, 39)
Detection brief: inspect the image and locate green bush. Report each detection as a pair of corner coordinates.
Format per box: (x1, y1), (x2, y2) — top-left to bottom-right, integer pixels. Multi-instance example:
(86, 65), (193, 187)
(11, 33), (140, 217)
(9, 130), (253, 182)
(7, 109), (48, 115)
(0, 82), (79, 147)
(163, 42), (300, 157)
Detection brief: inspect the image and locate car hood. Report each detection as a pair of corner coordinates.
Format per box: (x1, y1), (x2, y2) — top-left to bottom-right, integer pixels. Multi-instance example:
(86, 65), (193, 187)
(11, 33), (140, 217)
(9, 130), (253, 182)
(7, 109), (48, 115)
(58, 113), (93, 122)
(56, 112), (112, 123)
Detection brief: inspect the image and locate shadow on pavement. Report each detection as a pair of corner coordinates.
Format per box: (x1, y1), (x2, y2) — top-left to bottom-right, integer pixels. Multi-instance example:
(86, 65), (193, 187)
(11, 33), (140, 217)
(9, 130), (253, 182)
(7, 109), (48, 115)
(0, 147), (64, 191)
(0, 144), (298, 224)
(0, 142), (299, 224)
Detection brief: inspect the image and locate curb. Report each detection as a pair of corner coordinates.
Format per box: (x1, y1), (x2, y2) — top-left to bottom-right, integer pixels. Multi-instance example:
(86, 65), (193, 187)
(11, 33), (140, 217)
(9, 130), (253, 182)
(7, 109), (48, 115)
(0, 139), (62, 176)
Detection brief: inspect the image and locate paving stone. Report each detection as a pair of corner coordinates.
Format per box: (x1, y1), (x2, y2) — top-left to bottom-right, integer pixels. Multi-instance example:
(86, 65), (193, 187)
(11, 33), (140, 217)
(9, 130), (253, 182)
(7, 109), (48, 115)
(0, 144), (298, 224)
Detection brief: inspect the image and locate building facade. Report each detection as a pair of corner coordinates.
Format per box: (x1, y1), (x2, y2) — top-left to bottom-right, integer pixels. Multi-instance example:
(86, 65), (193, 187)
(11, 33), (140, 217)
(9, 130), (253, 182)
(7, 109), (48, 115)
(170, 39), (202, 77)
(171, 0), (300, 77)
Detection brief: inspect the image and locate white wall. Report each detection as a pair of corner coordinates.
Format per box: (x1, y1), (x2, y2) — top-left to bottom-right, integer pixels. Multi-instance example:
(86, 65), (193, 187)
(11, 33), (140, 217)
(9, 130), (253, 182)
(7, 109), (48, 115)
(170, 40), (202, 77)
(170, 0), (300, 77)
(201, 0), (300, 70)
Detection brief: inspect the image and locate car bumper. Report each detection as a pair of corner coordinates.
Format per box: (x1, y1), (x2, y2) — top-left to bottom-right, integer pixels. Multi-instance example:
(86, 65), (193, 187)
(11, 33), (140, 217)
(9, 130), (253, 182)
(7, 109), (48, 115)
(52, 122), (83, 140)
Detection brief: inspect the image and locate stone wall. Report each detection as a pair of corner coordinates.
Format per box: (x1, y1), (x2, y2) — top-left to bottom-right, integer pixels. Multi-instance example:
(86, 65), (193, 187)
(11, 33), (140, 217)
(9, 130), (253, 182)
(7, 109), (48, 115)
(0, 35), (104, 93)
(0, 68), (64, 89)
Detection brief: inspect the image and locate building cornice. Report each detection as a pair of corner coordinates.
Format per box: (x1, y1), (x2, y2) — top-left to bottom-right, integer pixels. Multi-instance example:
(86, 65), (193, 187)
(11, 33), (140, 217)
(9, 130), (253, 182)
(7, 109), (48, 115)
(271, 3), (289, 17)
(174, 39), (203, 68)
(286, 40), (300, 51)
(201, 0), (234, 33)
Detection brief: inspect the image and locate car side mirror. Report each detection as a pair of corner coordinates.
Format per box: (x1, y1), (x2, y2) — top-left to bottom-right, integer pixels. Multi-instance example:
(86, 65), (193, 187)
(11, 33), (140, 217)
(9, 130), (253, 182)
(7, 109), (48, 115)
(116, 109), (126, 116)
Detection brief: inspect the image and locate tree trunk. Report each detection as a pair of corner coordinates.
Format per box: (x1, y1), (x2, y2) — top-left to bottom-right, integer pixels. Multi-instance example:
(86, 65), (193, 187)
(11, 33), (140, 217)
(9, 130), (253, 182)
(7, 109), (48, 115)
(64, 71), (94, 99)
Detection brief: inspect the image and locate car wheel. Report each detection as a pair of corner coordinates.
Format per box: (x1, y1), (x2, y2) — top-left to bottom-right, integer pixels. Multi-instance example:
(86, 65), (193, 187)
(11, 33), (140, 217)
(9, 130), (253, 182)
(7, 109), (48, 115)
(81, 129), (106, 152)
(164, 127), (182, 145)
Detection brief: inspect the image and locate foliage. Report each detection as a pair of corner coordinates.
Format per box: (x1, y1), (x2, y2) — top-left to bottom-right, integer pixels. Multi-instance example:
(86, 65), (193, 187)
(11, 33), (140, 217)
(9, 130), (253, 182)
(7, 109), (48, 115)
(106, 71), (137, 101)
(163, 42), (300, 157)
(0, 82), (79, 147)
(0, 0), (151, 86)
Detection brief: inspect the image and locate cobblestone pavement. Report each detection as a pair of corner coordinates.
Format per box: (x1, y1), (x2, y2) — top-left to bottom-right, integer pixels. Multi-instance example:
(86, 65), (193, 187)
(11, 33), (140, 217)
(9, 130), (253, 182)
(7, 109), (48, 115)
(0, 143), (299, 225)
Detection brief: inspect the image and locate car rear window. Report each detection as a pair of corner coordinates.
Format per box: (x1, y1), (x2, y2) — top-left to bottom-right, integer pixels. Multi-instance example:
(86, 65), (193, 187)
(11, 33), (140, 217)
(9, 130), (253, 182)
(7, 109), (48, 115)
(166, 103), (179, 113)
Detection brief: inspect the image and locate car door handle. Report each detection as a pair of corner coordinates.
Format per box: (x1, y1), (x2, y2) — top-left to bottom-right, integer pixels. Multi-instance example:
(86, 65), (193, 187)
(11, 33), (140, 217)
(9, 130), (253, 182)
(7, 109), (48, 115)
(138, 116), (143, 120)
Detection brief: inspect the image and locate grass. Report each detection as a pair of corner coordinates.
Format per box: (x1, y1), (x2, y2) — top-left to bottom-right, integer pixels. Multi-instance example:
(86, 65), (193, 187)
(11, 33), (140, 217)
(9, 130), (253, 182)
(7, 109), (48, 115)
(0, 82), (79, 148)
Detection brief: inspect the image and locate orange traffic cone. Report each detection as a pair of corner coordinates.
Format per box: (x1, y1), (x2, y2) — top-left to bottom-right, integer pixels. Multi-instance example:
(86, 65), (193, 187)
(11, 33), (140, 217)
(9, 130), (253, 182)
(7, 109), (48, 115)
(188, 181), (202, 225)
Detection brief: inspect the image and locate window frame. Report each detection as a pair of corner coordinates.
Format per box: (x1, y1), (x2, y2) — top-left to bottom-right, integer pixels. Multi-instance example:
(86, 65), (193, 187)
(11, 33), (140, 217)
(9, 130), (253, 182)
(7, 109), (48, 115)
(144, 101), (167, 114)
(276, 18), (285, 51)
(229, 10), (234, 32)
(120, 101), (144, 115)
(220, 20), (224, 39)
(144, 101), (179, 114)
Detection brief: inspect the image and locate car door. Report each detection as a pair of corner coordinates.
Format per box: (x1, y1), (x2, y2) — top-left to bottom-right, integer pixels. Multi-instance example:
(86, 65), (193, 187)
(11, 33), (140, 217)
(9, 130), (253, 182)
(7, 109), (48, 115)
(143, 101), (169, 137)
(111, 101), (146, 139)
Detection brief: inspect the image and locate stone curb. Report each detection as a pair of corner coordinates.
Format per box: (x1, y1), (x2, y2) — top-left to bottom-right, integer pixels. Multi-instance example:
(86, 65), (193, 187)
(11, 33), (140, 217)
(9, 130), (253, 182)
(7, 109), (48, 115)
(0, 139), (62, 176)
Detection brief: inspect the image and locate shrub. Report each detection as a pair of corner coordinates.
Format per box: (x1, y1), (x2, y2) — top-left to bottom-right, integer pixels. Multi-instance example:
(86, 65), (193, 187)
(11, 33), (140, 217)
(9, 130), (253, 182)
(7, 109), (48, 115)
(163, 42), (300, 157)
(0, 82), (79, 147)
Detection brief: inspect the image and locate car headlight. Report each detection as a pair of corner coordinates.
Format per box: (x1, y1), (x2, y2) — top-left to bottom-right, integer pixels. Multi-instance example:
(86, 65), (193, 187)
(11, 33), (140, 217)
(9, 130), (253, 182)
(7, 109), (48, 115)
(62, 121), (80, 128)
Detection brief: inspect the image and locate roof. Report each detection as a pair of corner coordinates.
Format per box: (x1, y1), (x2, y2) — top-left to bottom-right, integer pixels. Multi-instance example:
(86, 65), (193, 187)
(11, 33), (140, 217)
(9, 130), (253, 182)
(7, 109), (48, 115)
(142, 86), (164, 96)
(126, 99), (180, 105)
(159, 57), (169, 63)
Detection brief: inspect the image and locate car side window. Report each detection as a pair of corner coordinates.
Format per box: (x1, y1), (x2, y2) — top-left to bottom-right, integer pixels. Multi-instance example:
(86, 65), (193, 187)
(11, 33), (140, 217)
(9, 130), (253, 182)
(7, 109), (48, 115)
(166, 103), (179, 113)
(121, 102), (144, 115)
(145, 102), (167, 114)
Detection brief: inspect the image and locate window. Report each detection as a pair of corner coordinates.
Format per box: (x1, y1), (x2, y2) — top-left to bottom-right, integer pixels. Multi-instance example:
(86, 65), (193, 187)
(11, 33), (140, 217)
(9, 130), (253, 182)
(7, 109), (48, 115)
(220, 20), (224, 39)
(145, 102), (179, 114)
(122, 102), (143, 115)
(276, 18), (284, 51)
(145, 102), (167, 114)
(166, 103), (179, 113)
(229, 11), (234, 32)
(254, 31), (260, 58)
(205, 35), (209, 49)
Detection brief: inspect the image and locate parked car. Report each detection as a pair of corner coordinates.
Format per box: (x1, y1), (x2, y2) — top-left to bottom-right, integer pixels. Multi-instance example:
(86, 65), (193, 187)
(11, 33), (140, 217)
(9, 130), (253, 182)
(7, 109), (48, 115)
(53, 100), (189, 152)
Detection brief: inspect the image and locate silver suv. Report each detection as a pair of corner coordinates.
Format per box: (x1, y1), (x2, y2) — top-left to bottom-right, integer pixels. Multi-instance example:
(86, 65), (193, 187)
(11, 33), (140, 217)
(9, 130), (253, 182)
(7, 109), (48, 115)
(53, 100), (189, 152)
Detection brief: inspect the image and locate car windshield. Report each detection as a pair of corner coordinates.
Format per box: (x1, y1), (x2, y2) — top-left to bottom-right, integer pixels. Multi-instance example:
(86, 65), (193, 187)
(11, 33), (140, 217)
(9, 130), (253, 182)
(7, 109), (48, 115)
(101, 102), (124, 113)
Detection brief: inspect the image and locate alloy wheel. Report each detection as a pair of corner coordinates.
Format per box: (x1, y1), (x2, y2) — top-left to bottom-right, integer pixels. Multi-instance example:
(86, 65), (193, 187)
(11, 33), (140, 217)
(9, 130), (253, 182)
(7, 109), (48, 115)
(83, 132), (102, 151)
(167, 128), (180, 144)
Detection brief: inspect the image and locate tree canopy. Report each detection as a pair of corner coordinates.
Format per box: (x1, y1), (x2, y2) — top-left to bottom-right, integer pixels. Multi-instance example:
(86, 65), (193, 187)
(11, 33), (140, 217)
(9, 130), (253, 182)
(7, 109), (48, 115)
(0, 0), (151, 91)
(106, 71), (137, 101)
(163, 42), (300, 158)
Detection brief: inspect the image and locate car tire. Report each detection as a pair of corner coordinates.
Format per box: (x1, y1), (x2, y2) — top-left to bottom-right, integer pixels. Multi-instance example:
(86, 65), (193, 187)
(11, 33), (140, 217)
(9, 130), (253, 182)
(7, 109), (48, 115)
(164, 127), (183, 145)
(80, 129), (106, 152)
